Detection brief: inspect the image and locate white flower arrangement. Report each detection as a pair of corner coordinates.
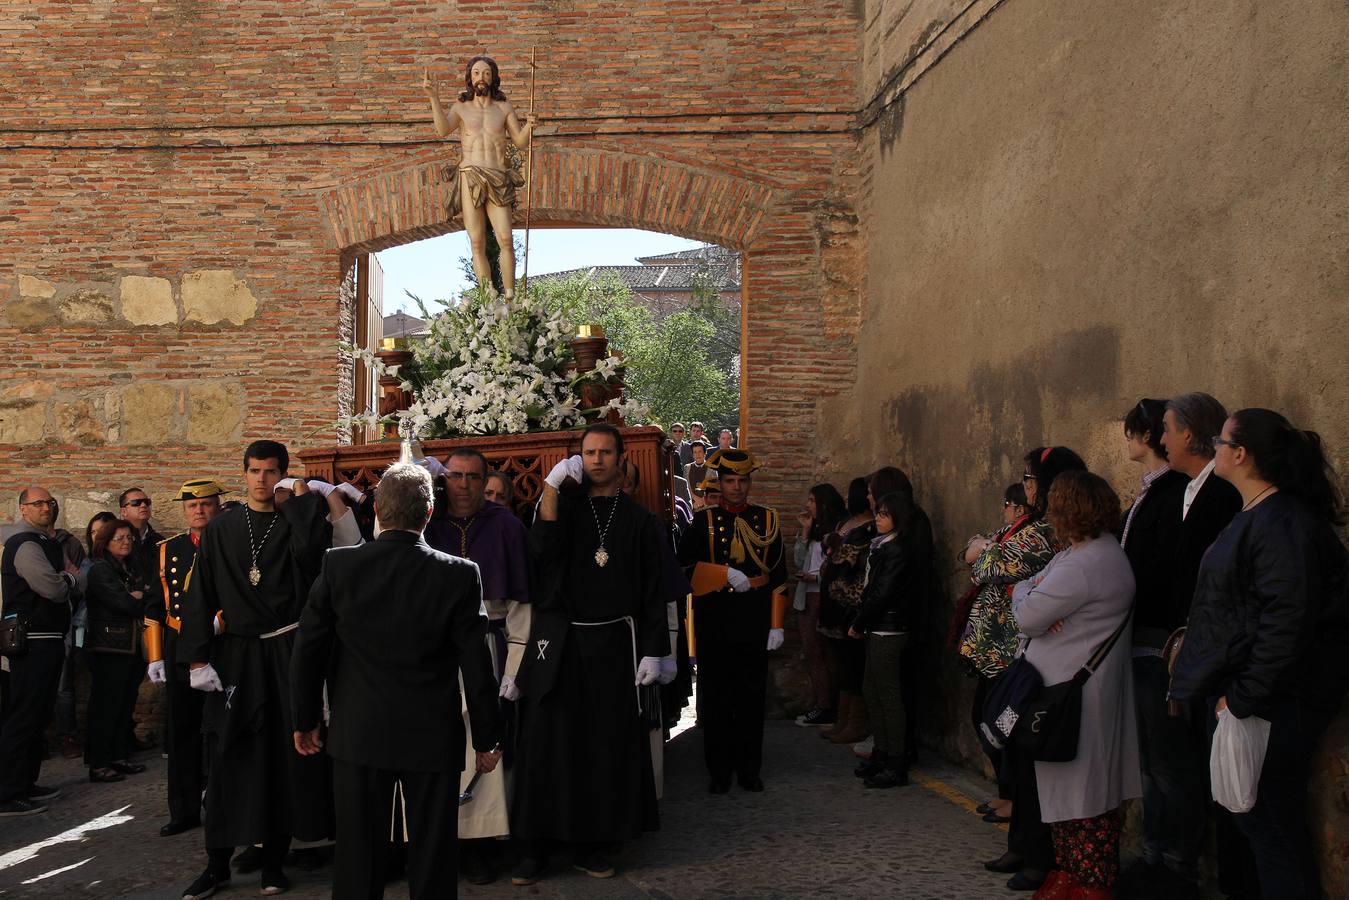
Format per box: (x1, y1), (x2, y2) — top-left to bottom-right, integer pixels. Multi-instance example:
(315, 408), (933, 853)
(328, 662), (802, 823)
(340, 289), (647, 438)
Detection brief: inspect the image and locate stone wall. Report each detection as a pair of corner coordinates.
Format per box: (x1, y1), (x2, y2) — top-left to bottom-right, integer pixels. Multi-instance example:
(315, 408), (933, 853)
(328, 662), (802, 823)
(0, 0), (867, 536)
(832, 0), (1349, 890)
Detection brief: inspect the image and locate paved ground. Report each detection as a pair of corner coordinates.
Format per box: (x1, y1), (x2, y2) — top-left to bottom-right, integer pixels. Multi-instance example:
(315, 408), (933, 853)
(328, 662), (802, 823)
(0, 713), (1018, 899)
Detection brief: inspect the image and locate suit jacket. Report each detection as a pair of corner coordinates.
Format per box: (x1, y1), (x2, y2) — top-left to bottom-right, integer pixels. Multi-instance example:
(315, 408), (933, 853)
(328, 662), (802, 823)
(1171, 473), (1242, 625)
(1120, 468), (1189, 635)
(290, 530), (502, 773)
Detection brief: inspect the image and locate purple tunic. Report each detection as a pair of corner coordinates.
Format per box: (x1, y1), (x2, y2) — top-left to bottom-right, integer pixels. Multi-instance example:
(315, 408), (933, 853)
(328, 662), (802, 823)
(426, 501), (531, 605)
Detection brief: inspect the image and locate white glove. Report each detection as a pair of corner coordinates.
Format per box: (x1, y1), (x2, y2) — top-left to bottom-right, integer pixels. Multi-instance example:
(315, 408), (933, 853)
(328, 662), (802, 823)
(767, 628), (785, 652)
(417, 456), (448, 478)
(635, 656), (662, 686)
(726, 567), (751, 593)
(545, 455), (585, 489)
(189, 663), (223, 692)
(499, 674), (520, 701)
(147, 660), (166, 684)
(334, 482), (365, 504)
(658, 657), (678, 685)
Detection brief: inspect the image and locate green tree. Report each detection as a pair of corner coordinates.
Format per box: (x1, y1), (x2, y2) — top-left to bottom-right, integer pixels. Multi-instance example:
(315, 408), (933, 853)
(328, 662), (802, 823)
(529, 272), (738, 427)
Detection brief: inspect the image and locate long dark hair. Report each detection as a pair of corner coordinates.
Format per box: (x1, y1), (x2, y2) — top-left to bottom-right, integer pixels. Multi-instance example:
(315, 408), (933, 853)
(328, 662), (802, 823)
(458, 55), (507, 102)
(85, 511), (116, 554)
(875, 490), (918, 539)
(808, 483), (846, 541)
(868, 466), (914, 504)
(1023, 446), (1087, 517)
(1229, 408), (1345, 525)
(845, 477), (870, 517)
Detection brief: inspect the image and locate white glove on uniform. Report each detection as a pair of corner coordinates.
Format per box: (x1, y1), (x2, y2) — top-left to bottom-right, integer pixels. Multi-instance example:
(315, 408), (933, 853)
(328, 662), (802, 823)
(658, 657), (678, 685)
(499, 674), (520, 701)
(545, 455), (585, 489)
(147, 660), (166, 684)
(726, 567), (751, 593)
(417, 456), (448, 478)
(635, 656), (663, 686)
(766, 628), (785, 652)
(189, 663), (223, 692)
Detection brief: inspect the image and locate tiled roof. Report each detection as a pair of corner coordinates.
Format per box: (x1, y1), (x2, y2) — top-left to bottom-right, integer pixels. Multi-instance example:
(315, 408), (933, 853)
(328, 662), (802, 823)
(383, 311), (428, 337)
(636, 244), (740, 265)
(534, 261), (739, 293)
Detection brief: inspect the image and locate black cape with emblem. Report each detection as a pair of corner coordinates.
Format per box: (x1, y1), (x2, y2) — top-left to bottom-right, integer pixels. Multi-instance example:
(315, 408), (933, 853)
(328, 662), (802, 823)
(179, 492), (333, 848)
(512, 488), (666, 843)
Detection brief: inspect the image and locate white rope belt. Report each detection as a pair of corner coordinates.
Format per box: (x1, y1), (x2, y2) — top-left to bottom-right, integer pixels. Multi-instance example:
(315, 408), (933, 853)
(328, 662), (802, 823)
(572, 616), (641, 713)
(259, 622), (299, 640)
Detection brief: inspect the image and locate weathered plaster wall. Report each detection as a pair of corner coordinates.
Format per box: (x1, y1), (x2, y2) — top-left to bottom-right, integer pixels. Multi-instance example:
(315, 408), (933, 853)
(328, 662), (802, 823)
(839, 0), (1349, 887)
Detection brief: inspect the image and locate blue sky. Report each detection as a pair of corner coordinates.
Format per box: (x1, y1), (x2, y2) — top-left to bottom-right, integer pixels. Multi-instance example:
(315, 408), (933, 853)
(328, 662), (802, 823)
(376, 228), (708, 313)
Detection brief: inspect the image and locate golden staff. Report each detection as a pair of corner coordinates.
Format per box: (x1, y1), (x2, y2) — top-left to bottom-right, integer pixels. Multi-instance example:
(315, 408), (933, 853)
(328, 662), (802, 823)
(522, 46), (538, 294)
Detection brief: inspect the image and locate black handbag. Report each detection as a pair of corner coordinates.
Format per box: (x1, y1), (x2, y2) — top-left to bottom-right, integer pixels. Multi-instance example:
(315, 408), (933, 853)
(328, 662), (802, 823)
(0, 613), (28, 658)
(87, 618), (141, 656)
(1015, 608), (1134, 762)
(977, 656), (1044, 755)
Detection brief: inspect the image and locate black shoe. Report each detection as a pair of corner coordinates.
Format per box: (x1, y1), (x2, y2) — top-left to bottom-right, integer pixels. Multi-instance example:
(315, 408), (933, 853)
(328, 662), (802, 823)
(795, 708), (837, 727)
(708, 777), (731, 794)
(160, 818), (201, 837)
(460, 846), (495, 885)
(854, 757), (884, 778)
(110, 760), (146, 775)
(510, 856), (545, 886)
(982, 811), (1011, 823)
(25, 784), (60, 801)
(285, 847), (330, 871)
(260, 869), (290, 895)
(233, 845), (264, 873)
(863, 768), (908, 789)
(983, 852), (1023, 874)
(738, 776), (765, 792)
(0, 797), (48, 817)
(89, 767), (125, 783)
(1006, 870), (1046, 891)
(572, 851), (615, 879)
(181, 867), (230, 900)
(975, 801), (996, 815)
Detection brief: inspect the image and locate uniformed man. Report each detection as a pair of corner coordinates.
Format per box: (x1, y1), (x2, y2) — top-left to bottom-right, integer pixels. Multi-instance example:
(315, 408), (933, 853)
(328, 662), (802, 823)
(678, 449), (789, 794)
(143, 478), (225, 837)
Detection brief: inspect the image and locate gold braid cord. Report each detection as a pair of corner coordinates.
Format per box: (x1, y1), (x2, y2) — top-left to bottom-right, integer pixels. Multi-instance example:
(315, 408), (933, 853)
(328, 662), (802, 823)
(730, 509), (781, 572)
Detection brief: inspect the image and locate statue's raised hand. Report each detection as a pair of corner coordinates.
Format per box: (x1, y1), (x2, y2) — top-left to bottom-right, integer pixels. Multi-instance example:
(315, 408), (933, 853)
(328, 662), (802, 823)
(422, 67), (437, 96)
(525, 112), (539, 128)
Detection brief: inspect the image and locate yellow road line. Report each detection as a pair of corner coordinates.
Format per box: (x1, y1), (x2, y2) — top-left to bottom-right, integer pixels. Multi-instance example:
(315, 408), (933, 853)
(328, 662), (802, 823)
(911, 769), (1009, 832)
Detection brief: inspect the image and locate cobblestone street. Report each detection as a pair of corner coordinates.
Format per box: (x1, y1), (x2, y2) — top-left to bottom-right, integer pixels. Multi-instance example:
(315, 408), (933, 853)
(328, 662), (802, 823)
(0, 715), (1018, 899)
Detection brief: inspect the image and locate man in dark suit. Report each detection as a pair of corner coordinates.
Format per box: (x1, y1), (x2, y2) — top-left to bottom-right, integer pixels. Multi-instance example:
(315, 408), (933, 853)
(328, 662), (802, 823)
(1117, 392), (1244, 900)
(290, 462), (503, 900)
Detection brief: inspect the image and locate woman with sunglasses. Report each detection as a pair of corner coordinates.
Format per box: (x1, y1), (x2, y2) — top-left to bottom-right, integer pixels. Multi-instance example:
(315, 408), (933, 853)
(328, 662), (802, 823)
(1170, 410), (1348, 899)
(83, 519), (150, 783)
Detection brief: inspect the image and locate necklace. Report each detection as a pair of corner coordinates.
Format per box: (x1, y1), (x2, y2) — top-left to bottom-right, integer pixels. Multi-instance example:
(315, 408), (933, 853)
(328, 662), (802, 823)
(1242, 484), (1276, 511)
(588, 493), (621, 568)
(448, 514), (478, 557)
(244, 507), (279, 586)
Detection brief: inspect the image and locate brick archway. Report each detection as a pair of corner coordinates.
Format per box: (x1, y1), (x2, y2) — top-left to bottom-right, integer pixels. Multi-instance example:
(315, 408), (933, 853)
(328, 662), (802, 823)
(319, 147), (779, 256)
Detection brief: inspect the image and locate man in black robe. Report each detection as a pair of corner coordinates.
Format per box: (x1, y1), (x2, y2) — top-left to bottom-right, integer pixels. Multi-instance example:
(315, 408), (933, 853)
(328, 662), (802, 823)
(678, 449), (789, 794)
(511, 424), (667, 884)
(178, 440), (334, 899)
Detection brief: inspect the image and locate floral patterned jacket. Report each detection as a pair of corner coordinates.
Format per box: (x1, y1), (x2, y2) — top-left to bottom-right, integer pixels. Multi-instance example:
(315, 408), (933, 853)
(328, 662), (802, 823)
(958, 517), (1059, 677)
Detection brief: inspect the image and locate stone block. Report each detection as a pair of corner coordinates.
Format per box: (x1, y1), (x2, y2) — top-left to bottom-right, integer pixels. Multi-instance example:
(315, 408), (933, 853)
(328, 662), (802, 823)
(181, 269), (258, 325)
(5, 294), (56, 327)
(17, 274), (57, 298)
(119, 383), (178, 446)
(59, 287), (115, 323)
(59, 494), (115, 534)
(186, 380), (243, 444)
(54, 397), (109, 445)
(120, 276), (177, 325)
(0, 400), (47, 443)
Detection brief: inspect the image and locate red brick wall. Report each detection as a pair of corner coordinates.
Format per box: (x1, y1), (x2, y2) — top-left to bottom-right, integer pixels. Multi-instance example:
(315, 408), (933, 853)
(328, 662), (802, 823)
(0, 1), (865, 532)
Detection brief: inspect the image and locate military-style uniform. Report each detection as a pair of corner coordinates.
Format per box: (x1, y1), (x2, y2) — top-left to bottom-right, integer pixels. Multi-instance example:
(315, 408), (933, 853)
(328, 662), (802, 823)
(677, 450), (788, 789)
(144, 478), (227, 832)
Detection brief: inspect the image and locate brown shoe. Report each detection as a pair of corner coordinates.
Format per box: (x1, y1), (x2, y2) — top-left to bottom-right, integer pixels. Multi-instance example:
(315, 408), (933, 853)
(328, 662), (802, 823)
(819, 691), (853, 738)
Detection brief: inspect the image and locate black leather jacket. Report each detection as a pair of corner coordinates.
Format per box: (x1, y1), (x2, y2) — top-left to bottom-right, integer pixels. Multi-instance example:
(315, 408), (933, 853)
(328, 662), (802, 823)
(853, 510), (934, 634)
(1170, 492), (1349, 718)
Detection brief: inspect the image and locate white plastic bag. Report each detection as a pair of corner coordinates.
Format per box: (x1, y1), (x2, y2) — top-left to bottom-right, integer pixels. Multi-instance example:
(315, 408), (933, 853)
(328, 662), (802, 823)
(1210, 707), (1272, 813)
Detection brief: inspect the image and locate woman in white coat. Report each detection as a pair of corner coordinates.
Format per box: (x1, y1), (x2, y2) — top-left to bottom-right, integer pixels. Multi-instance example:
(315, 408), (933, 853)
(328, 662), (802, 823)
(1012, 471), (1141, 900)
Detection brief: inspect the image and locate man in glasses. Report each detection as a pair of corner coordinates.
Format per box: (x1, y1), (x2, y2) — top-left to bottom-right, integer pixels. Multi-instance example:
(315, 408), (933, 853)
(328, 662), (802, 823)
(119, 487), (163, 590)
(421, 449), (531, 884)
(0, 487), (80, 817)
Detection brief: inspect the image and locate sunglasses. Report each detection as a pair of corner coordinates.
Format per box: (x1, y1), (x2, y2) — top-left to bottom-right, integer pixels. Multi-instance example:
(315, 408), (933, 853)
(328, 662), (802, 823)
(122, 498), (152, 508)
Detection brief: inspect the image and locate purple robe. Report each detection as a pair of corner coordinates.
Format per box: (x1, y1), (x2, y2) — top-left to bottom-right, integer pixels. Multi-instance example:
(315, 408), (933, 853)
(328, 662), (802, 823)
(426, 501), (531, 604)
